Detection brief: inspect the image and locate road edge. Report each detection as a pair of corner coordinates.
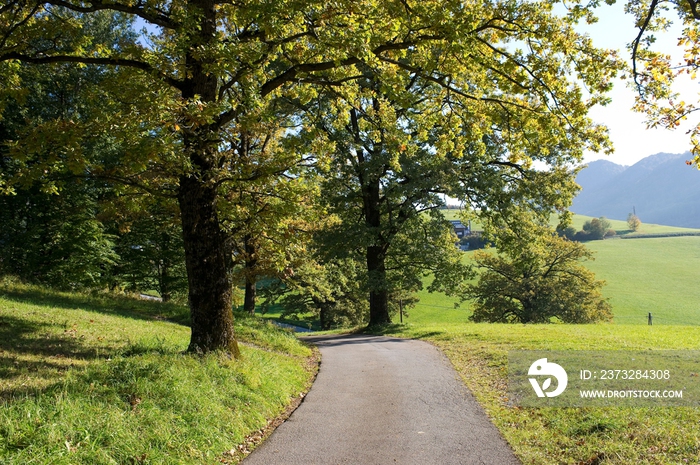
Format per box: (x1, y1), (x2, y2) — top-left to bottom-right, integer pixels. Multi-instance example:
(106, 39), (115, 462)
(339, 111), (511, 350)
(221, 344), (322, 463)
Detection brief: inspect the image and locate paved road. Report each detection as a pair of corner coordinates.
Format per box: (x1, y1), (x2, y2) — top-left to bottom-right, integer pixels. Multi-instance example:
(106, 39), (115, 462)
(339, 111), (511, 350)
(244, 334), (520, 465)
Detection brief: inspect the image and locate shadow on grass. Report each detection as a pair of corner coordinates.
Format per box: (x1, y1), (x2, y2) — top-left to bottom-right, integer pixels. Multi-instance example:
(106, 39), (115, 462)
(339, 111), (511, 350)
(0, 286), (190, 326)
(0, 284), (190, 400)
(0, 315), (111, 359)
(0, 314), (119, 399)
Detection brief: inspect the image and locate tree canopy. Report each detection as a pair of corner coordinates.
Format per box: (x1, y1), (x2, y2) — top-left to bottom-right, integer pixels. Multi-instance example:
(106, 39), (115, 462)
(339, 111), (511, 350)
(1, 0), (621, 350)
(467, 216), (613, 324)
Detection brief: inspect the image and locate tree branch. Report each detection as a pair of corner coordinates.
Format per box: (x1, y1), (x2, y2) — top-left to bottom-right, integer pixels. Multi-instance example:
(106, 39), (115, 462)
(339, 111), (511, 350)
(631, 0), (660, 93)
(0, 52), (184, 90)
(377, 55), (538, 113)
(46, 0), (178, 30)
(0, 3), (42, 50)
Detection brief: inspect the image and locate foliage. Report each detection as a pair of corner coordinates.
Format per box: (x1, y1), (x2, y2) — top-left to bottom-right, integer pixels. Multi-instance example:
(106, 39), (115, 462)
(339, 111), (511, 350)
(467, 217), (612, 324)
(625, 0), (700, 168)
(557, 225), (579, 241)
(460, 232), (491, 250)
(0, 181), (118, 290)
(223, 142), (322, 315)
(1, 0), (621, 350)
(573, 216), (615, 241)
(271, 258), (370, 330)
(0, 18), (128, 289)
(107, 197), (188, 302)
(627, 212), (642, 231)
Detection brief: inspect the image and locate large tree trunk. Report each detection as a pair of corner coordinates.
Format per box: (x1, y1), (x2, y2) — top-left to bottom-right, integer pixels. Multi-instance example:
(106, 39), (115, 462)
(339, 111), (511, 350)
(179, 176), (240, 356)
(177, 0), (239, 356)
(367, 245), (390, 325)
(363, 176), (391, 325)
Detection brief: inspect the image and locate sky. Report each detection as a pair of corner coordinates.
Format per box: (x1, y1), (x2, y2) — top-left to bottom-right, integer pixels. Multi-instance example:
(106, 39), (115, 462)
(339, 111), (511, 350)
(576, 1), (697, 166)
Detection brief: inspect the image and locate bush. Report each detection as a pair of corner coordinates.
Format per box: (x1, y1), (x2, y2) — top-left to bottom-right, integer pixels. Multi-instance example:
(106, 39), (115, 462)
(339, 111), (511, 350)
(460, 232), (490, 250)
(557, 226), (578, 241)
(574, 217), (615, 241)
(573, 230), (591, 242)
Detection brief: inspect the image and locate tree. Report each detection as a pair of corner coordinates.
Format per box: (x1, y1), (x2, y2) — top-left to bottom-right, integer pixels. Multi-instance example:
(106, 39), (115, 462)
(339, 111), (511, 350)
(308, 83), (474, 325)
(467, 219), (613, 324)
(0, 16), (126, 288)
(298, 19), (618, 323)
(106, 196), (188, 302)
(271, 257), (370, 330)
(227, 174), (320, 316)
(627, 212), (642, 231)
(0, 181), (118, 289)
(1, 0), (620, 351)
(578, 216), (614, 240)
(626, 0), (700, 168)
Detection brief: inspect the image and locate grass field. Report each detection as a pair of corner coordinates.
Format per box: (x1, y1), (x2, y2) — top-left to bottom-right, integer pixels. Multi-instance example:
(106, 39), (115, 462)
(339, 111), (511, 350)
(407, 235), (700, 326)
(0, 279), (315, 464)
(402, 212), (700, 327)
(568, 215), (700, 237)
(585, 236), (700, 325)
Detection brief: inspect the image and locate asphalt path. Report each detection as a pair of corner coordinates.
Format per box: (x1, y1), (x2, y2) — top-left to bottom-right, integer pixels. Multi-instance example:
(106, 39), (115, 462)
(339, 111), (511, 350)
(243, 334), (520, 465)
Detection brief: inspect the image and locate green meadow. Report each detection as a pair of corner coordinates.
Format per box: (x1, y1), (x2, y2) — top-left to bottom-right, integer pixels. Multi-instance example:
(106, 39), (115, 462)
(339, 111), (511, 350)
(585, 236), (700, 325)
(404, 214), (700, 327)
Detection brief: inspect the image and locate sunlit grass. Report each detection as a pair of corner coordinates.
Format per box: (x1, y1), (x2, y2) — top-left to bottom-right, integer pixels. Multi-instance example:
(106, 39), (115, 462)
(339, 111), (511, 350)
(0, 279), (314, 464)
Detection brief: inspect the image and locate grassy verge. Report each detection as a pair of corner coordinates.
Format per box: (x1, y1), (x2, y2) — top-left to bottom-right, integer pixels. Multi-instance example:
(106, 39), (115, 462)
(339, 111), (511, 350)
(0, 278), (315, 465)
(371, 322), (700, 464)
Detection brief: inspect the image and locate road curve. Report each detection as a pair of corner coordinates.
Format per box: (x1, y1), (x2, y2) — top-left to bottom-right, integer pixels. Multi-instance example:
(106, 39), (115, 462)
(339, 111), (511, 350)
(243, 334), (520, 465)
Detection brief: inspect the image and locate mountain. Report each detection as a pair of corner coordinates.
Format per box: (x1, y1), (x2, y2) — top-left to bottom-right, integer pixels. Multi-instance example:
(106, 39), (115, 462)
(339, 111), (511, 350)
(571, 152), (700, 228)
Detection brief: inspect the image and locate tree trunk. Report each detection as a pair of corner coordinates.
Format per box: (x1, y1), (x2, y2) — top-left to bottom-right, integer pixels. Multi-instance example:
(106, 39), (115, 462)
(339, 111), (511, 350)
(367, 245), (390, 325)
(363, 176), (391, 325)
(159, 262), (171, 303)
(176, 0), (239, 356)
(316, 299), (333, 330)
(243, 279), (256, 315)
(243, 234), (257, 315)
(178, 175), (240, 357)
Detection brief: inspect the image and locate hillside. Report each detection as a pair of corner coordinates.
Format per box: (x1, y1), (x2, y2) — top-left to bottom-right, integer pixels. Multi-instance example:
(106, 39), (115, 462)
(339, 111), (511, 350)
(0, 280), (315, 464)
(571, 152), (700, 228)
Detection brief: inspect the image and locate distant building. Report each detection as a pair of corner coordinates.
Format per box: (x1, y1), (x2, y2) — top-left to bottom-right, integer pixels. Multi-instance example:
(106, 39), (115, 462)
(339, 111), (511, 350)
(450, 220), (470, 238)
